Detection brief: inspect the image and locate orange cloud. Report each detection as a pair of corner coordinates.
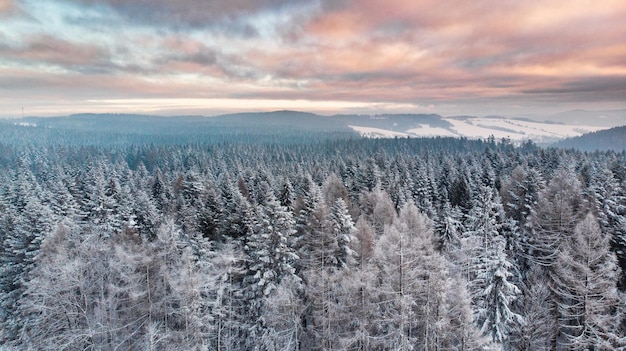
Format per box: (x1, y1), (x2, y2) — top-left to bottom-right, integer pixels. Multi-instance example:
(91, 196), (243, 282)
(1, 0), (625, 117)
(285, 0), (626, 103)
(0, 0), (15, 14)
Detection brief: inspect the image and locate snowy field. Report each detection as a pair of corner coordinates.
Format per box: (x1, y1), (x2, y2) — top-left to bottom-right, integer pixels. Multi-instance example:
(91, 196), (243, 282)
(350, 117), (606, 143)
(405, 124), (458, 137)
(348, 125), (411, 138)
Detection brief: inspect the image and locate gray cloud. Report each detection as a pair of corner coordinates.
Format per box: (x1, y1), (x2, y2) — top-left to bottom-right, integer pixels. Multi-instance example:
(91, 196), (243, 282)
(522, 76), (626, 102)
(61, 0), (314, 31)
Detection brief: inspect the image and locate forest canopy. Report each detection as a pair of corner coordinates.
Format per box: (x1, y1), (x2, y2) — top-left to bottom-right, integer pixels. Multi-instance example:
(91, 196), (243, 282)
(1, 118), (625, 350)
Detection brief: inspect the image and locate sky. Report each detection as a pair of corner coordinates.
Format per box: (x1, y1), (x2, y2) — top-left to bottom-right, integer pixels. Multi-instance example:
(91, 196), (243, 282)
(0, 0), (625, 118)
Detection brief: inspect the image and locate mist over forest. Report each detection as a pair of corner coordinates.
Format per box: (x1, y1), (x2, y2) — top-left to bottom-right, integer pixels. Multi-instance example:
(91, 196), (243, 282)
(1, 114), (625, 350)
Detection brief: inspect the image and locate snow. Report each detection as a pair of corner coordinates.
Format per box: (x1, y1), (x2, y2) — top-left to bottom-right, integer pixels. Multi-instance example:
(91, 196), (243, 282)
(498, 119), (603, 138)
(350, 124), (457, 138)
(15, 122), (37, 127)
(443, 118), (604, 142)
(445, 118), (519, 139)
(348, 125), (411, 138)
(351, 118), (606, 143)
(405, 124), (458, 137)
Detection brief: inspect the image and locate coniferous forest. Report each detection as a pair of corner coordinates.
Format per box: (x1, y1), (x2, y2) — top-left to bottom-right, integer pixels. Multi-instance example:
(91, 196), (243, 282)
(1, 119), (625, 350)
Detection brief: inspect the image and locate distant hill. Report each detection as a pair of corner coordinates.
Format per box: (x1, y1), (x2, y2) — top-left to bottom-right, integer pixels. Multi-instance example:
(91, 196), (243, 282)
(553, 125), (626, 151)
(18, 111), (354, 136)
(521, 109), (626, 128)
(17, 111), (450, 138)
(5, 111), (359, 147)
(7, 110), (613, 145)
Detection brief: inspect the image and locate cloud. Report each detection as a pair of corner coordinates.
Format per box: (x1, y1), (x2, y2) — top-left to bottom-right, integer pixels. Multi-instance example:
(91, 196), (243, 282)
(522, 76), (626, 102)
(0, 0), (16, 15)
(275, 0), (626, 104)
(0, 0), (27, 19)
(0, 34), (114, 73)
(1, 0), (625, 117)
(61, 0), (314, 31)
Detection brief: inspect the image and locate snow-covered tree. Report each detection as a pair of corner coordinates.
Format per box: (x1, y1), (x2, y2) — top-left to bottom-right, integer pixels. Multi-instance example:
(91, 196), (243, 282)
(552, 213), (623, 349)
(500, 165), (543, 228)
(18, 219), (219, 350)
(371, 203), (479, 350)
(16, 221), (90, 350)
(585, 165), (626, 289)
(0, 196), (53, 342)
(475, 237), (523, 345)
(243, 194), (299, 345)
(435, 200), (464, 253)
(526, 168), (585, 267)
(206, 240), (247, 351)
(511, 267), (555, 351)
(327, 198), (356, 268)
(525, 168), (587, 349)
(359, 187), (396, 236)
(219, 175), (252, 241)
(260, 275), (305, 351)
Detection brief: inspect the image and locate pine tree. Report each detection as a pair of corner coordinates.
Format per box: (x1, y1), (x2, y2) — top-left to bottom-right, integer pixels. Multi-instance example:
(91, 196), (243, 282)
(475, 237), (523, 346)
(151, 167), (171, 213)
(552, 213), (623, 349)
(359, 187), (396, 236)
(371, 203), (463, 350)
(525, 168), (587, 349)
(449, 175), (472, 214)
(586, 165), (626, 289)
(0, 196), (54, 343)
(297, 182), (336, 271)
(260, 275), (305, 351)
(435, 200), (464, 253)
(278, 177), (296, 211)
(243, 194), (299, 346)
(198, 181), (223, 242)
(526, 168), (585, 267)
(464, 186), (504, 248)
(298, 191), (357, 350)
(17, 221), (94, 350)
(327, 198), (356, 268)
(511, 267), (555, 351)
(47, 175), (80, 221)
(452, 186), (522, 348)
(218, 175), (252, 240)
(206, 240), (247, 351)
(500, 165), (543, 228)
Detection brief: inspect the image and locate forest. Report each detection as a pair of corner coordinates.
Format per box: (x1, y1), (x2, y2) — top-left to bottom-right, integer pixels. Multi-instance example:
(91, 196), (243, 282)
(0, 120), (625, 350)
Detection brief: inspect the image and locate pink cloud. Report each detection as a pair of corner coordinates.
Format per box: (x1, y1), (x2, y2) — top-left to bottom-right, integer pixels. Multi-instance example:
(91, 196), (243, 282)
(0, 0), (15, 15)
(0, 34), (110, 70)
(0, 0), (26, 19)
(270, 0), (626, 103)
(2, 0), (625, 116)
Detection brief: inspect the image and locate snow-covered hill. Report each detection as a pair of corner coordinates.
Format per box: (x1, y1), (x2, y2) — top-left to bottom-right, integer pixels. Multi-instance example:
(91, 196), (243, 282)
(349, 116), (605, 143)
(15, 111), (612, 145)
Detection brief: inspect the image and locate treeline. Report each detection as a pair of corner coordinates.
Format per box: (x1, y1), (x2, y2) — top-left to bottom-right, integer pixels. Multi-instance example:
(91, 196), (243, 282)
(0, 136), (625, 350)
(554, 125), (626, 151)
(0, 116), (358, 149)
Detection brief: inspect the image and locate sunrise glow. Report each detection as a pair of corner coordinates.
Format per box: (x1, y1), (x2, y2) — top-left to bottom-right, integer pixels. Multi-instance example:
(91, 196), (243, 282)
(0, 0), (624, 117)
